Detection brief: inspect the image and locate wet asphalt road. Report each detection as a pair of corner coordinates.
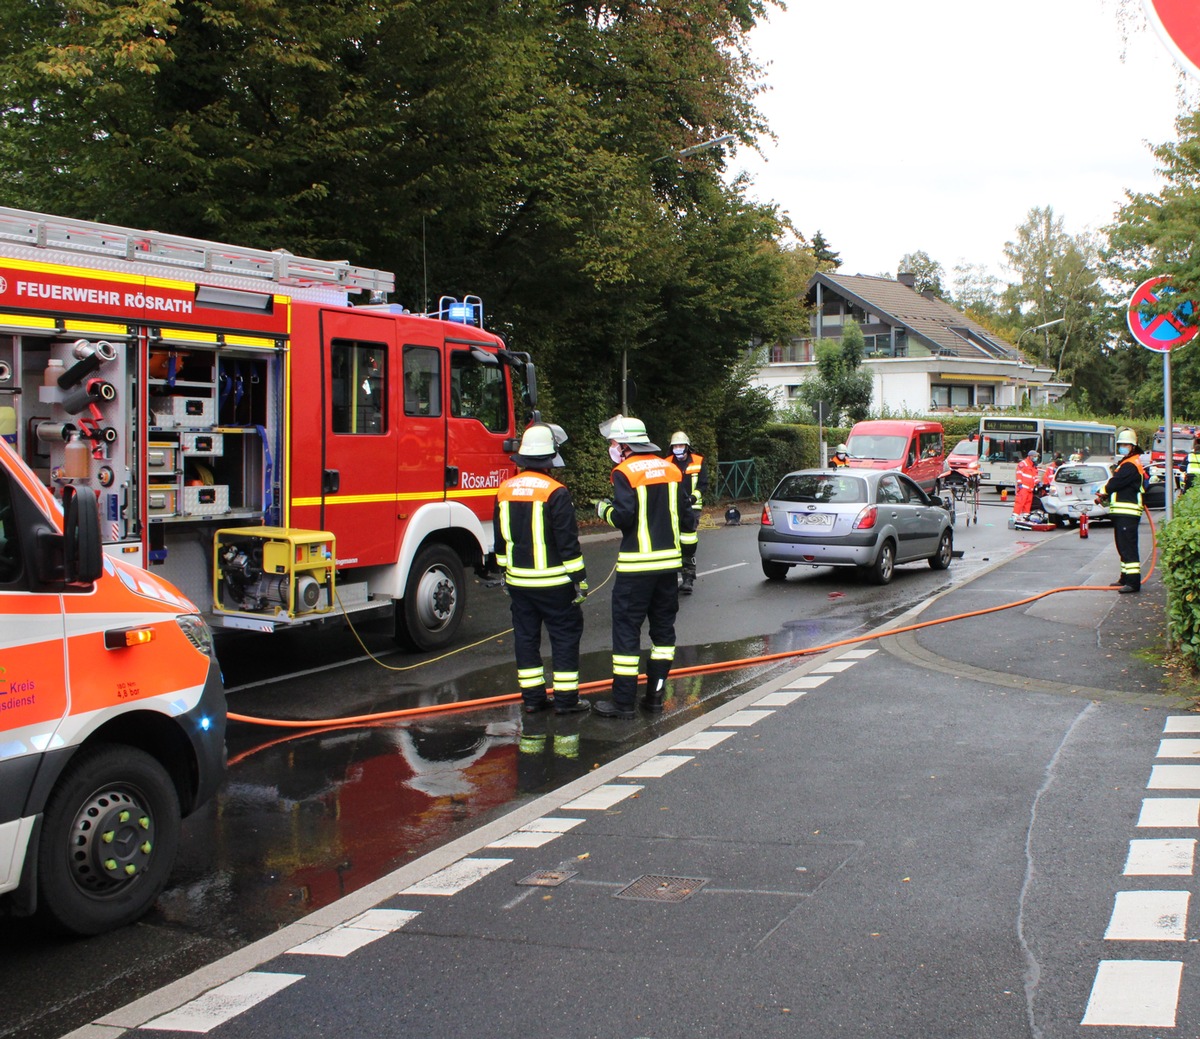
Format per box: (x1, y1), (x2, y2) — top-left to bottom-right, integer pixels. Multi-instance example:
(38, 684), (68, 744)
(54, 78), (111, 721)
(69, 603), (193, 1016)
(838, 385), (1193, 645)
(3, 505), (1025, 1039)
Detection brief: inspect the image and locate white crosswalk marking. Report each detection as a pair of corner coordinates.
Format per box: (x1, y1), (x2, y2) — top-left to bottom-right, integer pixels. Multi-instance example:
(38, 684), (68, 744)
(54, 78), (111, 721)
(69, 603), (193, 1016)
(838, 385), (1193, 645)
(1082, 960), (1183, 1026)
(1165, 716), (1200, 733)
(1123, 838), (1196, 876)
(671, 730), (736, 751)
(620, 754), (693, 778)
(836, 649), (877, 659)
(287, 910), (420, 957)
(561, 784), (644, 810)
(711, 709), (774, 727)
(1156, 738), (1200, 758)
(754, 690), (805, 706)
(518, 817), (585, 833)
(400, 857), (511, 895)
(142, 972), (305, 1033)
(810, 660), (855, 673)
(1103, 891), (1189, 941)
(1147, 764), (1200, 789)
(783, 675), (831, 689)
(487, 830), (565, 849)
(1137, 798), (1200, 827)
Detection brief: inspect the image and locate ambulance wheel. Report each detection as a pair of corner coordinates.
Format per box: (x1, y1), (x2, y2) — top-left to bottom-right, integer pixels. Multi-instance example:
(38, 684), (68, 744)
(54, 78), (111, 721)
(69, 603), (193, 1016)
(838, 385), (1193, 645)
(37, 744), (181, 935)
(396, 543), (465, 651)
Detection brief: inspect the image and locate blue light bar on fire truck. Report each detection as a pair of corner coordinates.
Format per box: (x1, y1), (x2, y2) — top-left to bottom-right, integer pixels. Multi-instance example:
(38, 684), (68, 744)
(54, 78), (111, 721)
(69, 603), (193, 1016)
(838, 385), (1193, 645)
(436, 295), (483, 328)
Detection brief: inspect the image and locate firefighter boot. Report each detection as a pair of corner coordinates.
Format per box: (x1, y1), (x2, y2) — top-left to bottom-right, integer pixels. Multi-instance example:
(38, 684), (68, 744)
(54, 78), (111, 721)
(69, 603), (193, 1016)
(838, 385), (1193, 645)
(679, 565), (696, 596)
(640, 662), (670, 714)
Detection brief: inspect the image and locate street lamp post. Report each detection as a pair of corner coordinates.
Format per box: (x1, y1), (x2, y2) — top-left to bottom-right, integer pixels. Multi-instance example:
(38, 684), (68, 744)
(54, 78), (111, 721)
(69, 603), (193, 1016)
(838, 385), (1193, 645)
(621, 133), (736, 413)
(1013, 318), (1066, 405)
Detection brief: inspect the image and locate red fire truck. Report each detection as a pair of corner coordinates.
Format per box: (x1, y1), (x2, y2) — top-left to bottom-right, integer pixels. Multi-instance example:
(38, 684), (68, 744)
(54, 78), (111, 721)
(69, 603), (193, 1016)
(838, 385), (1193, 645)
(0, 207), (533, 650)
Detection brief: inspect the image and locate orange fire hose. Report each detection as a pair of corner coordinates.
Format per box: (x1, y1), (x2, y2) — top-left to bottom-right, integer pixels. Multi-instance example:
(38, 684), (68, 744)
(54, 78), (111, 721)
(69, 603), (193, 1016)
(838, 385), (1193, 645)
(227, 512), (1158, 733)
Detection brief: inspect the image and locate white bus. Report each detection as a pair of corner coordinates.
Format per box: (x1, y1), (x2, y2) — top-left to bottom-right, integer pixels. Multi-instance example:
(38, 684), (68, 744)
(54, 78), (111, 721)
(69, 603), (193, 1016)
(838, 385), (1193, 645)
(975, 417), (1116, 491)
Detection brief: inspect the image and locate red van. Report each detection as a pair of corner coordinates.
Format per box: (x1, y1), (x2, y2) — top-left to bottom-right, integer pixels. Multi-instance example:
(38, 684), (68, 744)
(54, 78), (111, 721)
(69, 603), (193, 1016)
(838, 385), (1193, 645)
(844, 419), (950, 494)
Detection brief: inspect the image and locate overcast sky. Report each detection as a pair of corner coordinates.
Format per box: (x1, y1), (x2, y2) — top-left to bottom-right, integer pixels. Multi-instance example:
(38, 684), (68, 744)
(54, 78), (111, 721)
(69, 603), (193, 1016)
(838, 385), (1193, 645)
(733, 0), (1197, 290)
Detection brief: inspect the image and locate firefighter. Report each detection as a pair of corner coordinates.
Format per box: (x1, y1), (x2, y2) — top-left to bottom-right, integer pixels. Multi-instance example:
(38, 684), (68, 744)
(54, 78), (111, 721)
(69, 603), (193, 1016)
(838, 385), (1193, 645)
(1186, 436), (1200, 493)
(1096, 428), (1145, 594)
(593, 415), (696, 719)
(831, 443), (850, 467)
(665, 431), (708, 595)
(493, 423), (590, 714)
(1013, 450), (1040, 518)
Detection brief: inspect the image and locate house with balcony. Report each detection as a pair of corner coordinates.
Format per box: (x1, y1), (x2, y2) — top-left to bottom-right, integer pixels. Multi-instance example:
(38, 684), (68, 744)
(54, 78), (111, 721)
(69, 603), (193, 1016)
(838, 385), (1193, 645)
(752, 271), (1065, 414)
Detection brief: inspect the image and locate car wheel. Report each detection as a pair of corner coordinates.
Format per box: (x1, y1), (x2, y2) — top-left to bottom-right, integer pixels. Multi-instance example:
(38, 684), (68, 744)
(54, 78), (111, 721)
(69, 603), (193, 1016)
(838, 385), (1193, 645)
(928, 529), (953, 570)
(37, 744), (182, 935)
(868, 539), (895, 585)
(761, 559), (790, 582)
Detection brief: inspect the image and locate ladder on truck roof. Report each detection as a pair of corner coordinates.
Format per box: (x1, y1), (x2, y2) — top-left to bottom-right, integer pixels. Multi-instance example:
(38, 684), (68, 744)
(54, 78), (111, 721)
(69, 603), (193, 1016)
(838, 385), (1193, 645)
(0, 205), (395, 296)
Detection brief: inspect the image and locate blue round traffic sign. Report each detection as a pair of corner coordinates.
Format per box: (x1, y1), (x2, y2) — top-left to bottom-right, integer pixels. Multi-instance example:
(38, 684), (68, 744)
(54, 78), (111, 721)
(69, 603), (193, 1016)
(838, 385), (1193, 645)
(1127, 276), (1197, 353)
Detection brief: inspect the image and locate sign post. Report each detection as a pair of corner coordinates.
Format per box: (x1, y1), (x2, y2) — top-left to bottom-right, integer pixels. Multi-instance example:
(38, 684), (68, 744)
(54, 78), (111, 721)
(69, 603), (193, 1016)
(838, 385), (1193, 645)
(1127, 275), (1197, 523)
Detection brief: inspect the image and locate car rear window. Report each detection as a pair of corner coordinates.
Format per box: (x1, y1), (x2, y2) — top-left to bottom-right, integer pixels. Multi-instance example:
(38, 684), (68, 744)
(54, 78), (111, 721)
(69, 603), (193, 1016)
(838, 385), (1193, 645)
(1055, 465), (1108, 484)
(949, 439), (978, 457)
(771, 473), (868, 504)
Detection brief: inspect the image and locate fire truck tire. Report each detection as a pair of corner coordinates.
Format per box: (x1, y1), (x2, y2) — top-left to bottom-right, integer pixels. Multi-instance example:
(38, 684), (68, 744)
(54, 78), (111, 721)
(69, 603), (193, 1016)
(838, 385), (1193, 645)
(36, 744), (181, 936)
(395, 544), (466, 651)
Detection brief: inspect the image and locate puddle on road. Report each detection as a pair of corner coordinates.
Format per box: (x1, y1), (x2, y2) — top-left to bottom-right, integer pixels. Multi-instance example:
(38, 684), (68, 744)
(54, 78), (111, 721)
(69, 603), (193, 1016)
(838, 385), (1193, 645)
(156, 628), (842, 943)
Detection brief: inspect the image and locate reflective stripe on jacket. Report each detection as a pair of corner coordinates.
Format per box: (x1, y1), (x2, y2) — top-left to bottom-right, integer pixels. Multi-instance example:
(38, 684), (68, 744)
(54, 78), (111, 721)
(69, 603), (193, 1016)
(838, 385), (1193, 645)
(494, 471), (586, 588)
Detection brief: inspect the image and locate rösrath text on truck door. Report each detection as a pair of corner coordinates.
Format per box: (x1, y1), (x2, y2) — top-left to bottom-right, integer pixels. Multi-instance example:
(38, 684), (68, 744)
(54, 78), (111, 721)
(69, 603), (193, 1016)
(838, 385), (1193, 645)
(0, 437), (226, 935)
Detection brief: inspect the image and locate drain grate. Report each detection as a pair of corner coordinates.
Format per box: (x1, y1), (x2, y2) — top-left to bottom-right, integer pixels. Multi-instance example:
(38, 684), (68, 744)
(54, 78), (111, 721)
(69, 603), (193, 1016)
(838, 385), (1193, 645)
(517, 869), (577, 887)
(615, 874), (709, 903)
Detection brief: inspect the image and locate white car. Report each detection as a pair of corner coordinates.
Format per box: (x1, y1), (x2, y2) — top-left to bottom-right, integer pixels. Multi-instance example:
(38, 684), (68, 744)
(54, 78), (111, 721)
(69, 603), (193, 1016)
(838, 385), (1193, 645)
(1039, 463), (1111, 526)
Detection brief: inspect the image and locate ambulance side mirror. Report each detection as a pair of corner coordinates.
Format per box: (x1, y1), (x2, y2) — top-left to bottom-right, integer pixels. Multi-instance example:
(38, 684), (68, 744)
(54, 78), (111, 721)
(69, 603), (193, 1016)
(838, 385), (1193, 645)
(61, 484), (103, 586)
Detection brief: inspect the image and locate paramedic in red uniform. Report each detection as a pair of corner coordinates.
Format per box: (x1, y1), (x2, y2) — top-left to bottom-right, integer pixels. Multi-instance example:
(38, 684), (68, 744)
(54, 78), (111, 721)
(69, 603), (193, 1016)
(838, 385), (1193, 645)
(1097, 428), (1145, 594)
(594, 415), (695, 718)
(493, 423), (590, 714)
(1014, 450), (1040, 518)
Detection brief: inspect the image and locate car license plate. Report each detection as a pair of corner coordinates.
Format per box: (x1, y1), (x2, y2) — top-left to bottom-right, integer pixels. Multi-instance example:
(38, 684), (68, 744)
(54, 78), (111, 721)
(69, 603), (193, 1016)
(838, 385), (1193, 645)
(788, 512), (834, 530)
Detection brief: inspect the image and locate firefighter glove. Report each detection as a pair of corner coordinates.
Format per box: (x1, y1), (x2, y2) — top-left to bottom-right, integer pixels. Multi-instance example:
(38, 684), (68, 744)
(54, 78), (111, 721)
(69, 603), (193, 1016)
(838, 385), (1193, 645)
(572, 580), (589, 604)
(595, 499), (612, 521)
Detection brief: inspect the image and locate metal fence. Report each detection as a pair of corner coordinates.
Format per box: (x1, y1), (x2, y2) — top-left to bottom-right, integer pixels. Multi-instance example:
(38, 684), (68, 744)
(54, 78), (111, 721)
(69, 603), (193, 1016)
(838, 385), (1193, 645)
(716, 459), (759, 501)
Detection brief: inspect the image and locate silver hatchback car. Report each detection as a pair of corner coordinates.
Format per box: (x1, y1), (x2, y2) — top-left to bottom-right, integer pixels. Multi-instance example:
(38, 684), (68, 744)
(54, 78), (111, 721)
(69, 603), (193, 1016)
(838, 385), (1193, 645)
(758, 468), (955, 584)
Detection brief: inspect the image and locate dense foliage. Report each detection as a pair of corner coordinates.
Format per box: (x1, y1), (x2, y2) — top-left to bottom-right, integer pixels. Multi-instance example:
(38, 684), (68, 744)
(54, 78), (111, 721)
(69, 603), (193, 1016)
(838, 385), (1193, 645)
(0, 0), (807, 500)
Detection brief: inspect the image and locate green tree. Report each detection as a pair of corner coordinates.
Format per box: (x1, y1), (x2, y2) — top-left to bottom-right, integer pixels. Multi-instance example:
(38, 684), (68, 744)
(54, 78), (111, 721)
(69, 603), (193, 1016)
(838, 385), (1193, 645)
(949, 261), (1001, 318)
(898, 250), (944, 297)
(811, 230), (842, 271)
(790, 319), (872, 426)
(0, 0), (801, 499)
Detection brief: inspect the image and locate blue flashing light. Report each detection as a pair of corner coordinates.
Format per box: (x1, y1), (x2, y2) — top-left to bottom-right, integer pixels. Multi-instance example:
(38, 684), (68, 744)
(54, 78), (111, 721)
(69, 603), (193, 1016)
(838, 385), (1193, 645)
(447, 301), (475, 325)
(199, 715), (212, 732)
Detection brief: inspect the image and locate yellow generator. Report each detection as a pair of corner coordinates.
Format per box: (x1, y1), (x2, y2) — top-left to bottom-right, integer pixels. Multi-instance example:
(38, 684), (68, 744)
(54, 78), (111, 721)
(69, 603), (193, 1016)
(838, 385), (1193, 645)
(214, 527), (335, 622)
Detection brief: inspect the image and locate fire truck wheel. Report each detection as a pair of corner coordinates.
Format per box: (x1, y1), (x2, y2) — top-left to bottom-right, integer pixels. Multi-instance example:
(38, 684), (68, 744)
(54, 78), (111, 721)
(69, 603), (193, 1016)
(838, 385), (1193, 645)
(37, 744), (181, 936)
(395, 543), (466, 651)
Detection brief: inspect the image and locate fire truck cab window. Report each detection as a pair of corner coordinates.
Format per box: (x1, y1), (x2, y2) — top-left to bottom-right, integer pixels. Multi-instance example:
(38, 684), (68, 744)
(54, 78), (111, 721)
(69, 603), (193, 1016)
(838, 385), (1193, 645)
(450, 351), (508, 432)
(403, 347), (441, 417)
(331, 340), (386, 435)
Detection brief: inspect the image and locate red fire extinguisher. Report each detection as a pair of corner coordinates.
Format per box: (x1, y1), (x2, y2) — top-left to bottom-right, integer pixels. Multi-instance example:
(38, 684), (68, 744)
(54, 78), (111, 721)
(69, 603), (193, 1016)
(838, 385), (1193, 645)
(1079, 509), (1089, 539)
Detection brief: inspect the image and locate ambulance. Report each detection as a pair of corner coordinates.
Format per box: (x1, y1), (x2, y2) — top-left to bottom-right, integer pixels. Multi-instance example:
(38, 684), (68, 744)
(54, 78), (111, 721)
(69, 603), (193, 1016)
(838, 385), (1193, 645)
(0, 436), (226, 934)
(0, 206), (532, 652)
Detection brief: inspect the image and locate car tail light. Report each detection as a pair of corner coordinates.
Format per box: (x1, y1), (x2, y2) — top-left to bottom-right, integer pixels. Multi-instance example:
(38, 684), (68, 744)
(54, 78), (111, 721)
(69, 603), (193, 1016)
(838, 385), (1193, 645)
(761, 503), (772, 526)
(854, 506), (878, 530)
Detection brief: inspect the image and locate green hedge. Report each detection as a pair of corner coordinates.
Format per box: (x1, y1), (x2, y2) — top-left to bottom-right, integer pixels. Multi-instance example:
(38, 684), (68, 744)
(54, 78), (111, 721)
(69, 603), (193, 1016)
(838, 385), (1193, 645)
(1157, 489), (1200, 667)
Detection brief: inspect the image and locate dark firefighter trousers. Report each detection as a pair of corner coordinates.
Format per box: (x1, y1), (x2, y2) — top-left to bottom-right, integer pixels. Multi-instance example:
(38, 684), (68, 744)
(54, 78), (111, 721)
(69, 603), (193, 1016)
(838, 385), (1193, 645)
(509, 585), (584, 707)
(611, 571), (679, 709)
(1112, 515), (1141, 590)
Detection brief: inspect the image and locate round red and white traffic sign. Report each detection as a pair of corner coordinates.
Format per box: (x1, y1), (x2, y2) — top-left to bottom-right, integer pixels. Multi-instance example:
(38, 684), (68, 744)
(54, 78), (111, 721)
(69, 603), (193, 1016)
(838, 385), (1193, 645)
(1128, 276), (1198, 353)
(1143, 0), (1200, 80)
